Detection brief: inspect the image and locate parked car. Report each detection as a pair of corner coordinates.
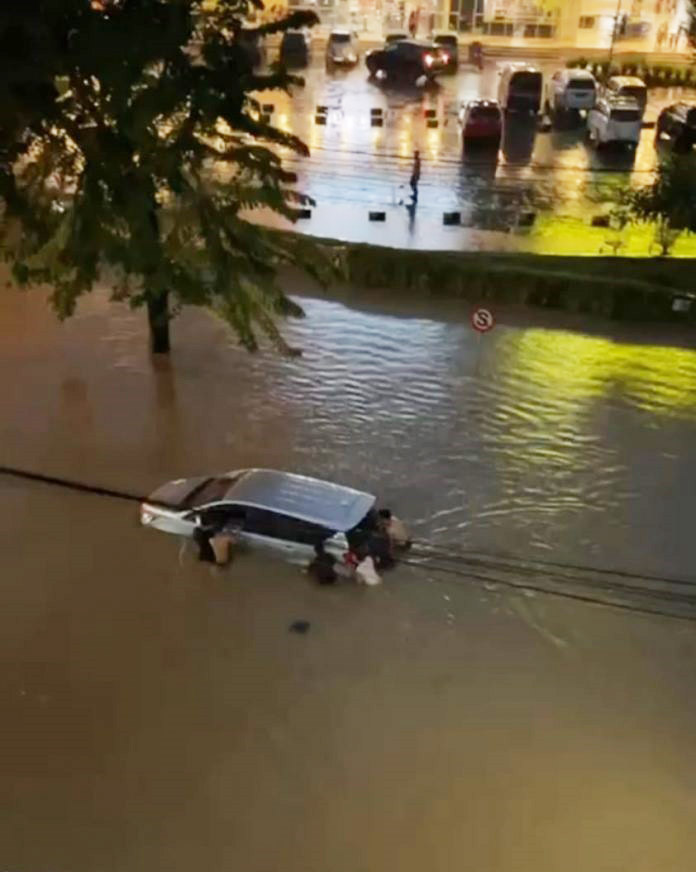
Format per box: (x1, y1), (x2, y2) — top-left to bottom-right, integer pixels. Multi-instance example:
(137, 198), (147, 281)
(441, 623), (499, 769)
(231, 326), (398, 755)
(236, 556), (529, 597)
(365, 39), (448, 85)
(545, 68), (597, 114)
(656, 102), (696, 150)
(140, 468), (378, 565)
(432, 31), (458, 72)
(238, 28), (266, 70)
(326, 29), (359, 68)
(459, 99), (503, 147)
(587, 97), (642, 147)
(603, 76), (648, 117)
(498, 64), (543, 115)
(279, 29), (310, 67)
(384, 30), (409, 44)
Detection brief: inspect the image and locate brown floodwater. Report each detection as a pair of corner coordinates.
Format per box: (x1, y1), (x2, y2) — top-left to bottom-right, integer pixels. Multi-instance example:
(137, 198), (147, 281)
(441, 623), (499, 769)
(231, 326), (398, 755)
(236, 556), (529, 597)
(1, 277), (696, 872)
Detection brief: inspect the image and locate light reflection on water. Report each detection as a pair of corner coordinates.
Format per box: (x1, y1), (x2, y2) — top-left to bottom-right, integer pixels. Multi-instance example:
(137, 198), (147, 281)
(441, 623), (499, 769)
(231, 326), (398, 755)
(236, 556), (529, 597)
(18, 290), (691, 580)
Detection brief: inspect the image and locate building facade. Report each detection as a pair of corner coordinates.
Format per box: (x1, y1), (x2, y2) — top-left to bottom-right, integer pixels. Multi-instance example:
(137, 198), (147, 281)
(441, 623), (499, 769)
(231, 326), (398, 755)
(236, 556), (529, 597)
(284, 0), (690, 50)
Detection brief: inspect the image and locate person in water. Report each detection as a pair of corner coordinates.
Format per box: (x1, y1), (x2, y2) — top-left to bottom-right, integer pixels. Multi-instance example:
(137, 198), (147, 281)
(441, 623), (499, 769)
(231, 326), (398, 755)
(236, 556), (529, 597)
(307, 541), (338, 585)
(378, 509), (411, 549)
(355, 552), (382, 586)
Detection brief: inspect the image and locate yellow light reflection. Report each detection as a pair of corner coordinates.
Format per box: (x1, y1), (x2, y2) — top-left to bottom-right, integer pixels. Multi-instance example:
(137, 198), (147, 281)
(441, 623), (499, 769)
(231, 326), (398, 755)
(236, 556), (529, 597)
(497, 328), (696, 420)
(426, 126), (440, 159)
(480, 328), (696, 489)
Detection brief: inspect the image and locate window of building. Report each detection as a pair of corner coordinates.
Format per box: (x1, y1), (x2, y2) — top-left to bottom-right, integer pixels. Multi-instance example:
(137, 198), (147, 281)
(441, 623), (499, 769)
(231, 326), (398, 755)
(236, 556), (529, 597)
(579, 16), (596, 29)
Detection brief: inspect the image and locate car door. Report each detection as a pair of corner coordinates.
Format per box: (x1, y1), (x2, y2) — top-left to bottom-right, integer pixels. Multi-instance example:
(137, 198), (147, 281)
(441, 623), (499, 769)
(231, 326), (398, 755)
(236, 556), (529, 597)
(241, 508), (333, 564)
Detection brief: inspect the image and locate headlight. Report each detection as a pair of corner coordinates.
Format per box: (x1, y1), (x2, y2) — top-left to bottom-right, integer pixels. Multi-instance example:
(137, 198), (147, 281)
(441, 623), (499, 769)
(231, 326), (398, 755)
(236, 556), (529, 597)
(347, 53), (356, 62)
(141, 508), (155, 524)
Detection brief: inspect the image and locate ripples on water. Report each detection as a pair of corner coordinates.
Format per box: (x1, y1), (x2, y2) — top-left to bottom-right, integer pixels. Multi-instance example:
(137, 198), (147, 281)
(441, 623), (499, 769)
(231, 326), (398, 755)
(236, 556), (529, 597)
(13, 289), (696, 581)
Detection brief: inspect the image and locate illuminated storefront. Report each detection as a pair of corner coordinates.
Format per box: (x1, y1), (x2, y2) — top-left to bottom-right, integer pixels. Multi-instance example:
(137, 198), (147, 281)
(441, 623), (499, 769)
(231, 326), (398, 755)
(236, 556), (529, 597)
(283, 0), (690, 49)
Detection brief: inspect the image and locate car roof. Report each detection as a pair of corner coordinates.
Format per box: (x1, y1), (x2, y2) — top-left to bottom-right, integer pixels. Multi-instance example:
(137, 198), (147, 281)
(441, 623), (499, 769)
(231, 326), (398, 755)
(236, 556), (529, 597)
(503, 62), (541, 72)
(466, 99), (500, 111)
(602, 96), (641, 110)
(329, 29), (352, 36)
(226, 469), (376, 531)
(394, 39), (438, 48)
(563, 68), (595, 79)
(607, 76), (646, 86)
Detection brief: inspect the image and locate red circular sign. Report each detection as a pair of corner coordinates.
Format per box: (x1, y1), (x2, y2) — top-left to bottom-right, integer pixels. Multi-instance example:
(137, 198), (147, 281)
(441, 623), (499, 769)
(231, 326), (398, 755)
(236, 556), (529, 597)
(471, 307), (495, 333)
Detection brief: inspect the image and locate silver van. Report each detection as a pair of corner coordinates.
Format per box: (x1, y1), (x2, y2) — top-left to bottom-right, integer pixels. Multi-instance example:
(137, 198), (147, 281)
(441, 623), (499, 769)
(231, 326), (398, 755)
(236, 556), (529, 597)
(603, 76), (648, 117)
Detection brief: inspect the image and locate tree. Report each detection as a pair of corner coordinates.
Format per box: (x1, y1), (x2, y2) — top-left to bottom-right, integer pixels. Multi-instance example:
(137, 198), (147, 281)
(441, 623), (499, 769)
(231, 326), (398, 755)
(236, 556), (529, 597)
(625, 154), (696, 254)
(0, 0), (333, 354)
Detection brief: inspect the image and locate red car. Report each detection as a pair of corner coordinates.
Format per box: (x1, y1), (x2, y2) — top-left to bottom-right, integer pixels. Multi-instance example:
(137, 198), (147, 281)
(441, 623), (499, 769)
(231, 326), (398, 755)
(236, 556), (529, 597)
(460, 99), (503, 147)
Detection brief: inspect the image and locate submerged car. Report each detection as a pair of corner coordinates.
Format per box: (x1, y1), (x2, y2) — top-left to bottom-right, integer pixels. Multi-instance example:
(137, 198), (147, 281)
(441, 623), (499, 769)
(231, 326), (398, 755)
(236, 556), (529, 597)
(140, 468), (377, 563)
(326, 29), (359, 68)
(366, 39), (448, 85)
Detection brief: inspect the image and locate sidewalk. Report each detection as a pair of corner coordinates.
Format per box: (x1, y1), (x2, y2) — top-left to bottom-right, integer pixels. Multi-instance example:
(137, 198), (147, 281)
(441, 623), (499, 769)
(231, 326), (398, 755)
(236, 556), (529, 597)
(293, 25), (693, 63)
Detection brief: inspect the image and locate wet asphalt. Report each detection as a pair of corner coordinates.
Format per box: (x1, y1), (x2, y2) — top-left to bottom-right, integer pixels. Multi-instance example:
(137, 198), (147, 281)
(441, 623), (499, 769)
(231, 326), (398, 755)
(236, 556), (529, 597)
(249, 52), (695, 250)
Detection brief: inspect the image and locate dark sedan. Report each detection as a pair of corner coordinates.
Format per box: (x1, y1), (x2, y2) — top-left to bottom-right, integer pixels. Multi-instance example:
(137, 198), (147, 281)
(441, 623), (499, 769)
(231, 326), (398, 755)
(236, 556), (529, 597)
(365, 39), (448, 85)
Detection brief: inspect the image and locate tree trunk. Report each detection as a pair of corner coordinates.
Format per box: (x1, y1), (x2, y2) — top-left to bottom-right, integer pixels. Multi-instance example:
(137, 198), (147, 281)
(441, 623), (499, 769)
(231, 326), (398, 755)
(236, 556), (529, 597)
(147, 291), (170, 354)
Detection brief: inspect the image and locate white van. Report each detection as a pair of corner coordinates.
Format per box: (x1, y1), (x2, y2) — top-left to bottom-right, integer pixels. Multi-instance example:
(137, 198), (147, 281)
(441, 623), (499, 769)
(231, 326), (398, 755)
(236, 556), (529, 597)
(587, 97), (642, 147)
(603, 76), (648, 117)
(546, 68), (597, 113)
(498, 64), (543, 115)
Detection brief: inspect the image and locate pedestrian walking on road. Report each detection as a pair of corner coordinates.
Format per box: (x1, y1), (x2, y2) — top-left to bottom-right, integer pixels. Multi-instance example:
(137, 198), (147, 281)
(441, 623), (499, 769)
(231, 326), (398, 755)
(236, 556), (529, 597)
(408, 9), (417, 37)
(410, 149), (421, 201)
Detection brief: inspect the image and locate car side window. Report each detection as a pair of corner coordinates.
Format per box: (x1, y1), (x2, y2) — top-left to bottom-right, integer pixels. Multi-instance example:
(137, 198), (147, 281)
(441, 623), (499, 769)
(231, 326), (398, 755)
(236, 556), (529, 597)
(198, 504), (246, 528)
(245, 508), (331, 544)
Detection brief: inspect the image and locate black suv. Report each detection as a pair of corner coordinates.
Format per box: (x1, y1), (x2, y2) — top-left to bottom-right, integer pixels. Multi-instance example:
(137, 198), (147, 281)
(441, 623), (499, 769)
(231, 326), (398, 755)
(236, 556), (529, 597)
(656, 102), (696, 150)
(279, 30), (310, 68)
(365, 40), (447, 84)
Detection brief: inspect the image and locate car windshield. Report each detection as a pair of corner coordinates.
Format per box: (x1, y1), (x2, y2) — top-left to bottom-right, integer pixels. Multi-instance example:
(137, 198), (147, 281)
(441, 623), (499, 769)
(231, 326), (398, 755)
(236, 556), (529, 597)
(511, 71), (542, 92)
(470, 105), (500, 119)
(435, 35), (457, 47)
(283, 33), (305, 47)
(620, 86), (646, 104)
(686, 108), (696, 127)
(330, 33), (351, 43)
(182, 477), (234, 508)
(611, 108), (640, 122)
(569, 78), (595, 91)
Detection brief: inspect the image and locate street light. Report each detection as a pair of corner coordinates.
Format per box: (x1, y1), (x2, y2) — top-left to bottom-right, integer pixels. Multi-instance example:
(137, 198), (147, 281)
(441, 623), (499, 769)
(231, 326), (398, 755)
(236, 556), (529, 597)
(607, 0), (623, 71)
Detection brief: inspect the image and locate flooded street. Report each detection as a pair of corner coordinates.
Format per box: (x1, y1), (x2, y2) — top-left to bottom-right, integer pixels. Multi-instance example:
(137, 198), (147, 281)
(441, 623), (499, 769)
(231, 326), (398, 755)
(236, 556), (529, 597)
(2, 280), (696, 871)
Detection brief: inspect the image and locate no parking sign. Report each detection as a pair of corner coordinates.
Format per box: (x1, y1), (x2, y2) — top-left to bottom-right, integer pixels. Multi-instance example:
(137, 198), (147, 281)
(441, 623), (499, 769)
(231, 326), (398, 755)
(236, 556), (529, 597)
(471, 307), (495, 333)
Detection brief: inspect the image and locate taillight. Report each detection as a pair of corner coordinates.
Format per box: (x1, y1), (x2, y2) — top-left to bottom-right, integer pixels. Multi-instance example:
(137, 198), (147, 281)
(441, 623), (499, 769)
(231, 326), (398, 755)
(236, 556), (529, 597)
(424, 53), (434, 67)
(441, 51), (449, 63)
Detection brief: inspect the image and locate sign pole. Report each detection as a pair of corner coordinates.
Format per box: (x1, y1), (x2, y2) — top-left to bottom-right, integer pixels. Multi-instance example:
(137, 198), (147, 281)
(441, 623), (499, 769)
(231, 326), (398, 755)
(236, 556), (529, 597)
(471, 306), (496, 375)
